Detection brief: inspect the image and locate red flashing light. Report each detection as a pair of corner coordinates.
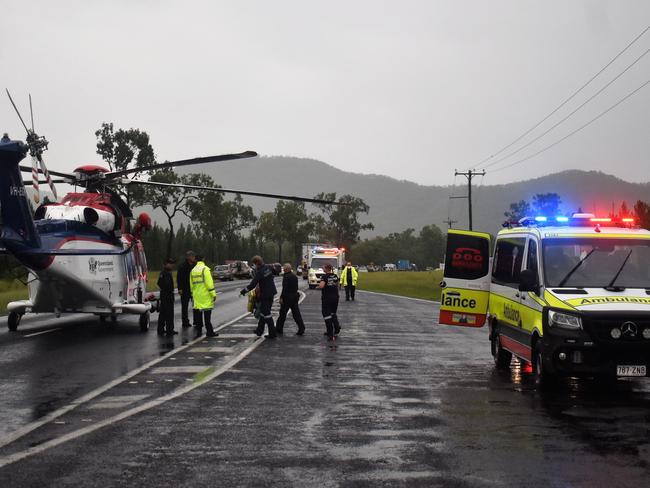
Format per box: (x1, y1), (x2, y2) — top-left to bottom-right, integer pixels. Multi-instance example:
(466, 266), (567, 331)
(590, 218), (612, 223)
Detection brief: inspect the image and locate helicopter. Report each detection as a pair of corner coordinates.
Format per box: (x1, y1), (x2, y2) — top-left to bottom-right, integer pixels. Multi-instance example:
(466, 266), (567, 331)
(0, 91), (343, 332)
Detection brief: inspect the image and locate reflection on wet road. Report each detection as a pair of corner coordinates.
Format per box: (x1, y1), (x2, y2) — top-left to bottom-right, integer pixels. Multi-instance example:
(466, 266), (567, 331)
(1, 286), (649, 486)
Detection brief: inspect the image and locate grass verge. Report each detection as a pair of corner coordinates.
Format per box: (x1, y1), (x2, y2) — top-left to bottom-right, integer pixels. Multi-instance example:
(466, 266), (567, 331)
(357, 270), (443, 301)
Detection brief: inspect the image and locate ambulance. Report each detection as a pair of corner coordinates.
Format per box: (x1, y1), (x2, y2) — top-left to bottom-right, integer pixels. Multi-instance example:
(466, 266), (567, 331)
(308, 246), (346, 289)
(439, 213), (650, 385)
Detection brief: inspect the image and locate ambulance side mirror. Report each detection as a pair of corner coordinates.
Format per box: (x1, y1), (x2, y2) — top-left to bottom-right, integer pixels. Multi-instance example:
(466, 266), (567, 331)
(518, 269), (539, 294)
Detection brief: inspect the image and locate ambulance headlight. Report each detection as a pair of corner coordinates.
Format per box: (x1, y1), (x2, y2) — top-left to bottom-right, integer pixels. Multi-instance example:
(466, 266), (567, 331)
(548, 310), (582, 330)
(643, 328), (650, 340)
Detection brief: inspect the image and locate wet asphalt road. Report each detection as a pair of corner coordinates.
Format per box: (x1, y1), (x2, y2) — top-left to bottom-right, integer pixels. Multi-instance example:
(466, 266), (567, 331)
(1, 285), (650, 487)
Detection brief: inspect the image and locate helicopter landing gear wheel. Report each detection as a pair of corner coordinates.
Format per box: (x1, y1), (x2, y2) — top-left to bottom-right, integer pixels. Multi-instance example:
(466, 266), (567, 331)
(139, 312), (150, 332)
(8, 311), (22, 332)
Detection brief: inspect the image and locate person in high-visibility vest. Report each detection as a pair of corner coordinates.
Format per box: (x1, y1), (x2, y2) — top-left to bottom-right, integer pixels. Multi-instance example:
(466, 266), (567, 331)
(190, 255), (218, 337)
(340, 261), (359, 301)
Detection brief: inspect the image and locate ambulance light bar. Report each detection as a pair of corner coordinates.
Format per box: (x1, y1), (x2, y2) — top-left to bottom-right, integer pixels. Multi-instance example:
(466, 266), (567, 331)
(511, 214), (636, 228)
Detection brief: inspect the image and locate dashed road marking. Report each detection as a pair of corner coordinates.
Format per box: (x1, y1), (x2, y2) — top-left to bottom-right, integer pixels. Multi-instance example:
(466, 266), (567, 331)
(190, 347), (233, 353)
(150, 366), (209, 374)
(88, 395), (150, 410)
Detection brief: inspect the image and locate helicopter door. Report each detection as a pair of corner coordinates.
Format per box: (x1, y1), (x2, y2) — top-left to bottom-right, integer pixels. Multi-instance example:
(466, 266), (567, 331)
(439, 229), (491, 327)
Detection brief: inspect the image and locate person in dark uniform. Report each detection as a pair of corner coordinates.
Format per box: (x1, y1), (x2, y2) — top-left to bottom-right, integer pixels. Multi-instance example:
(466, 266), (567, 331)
(318, 263), (340, 340)
(176, 250), (196, 328)
(276, 263), (305, 336)
(240, 255), (277, 338)
(157, 258), (177, 336)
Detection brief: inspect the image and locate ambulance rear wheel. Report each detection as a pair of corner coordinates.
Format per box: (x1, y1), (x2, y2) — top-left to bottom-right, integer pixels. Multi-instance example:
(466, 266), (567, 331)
(8, 312), (22, 332)
(139, 312), (150, 332)
(491, 333), (512, 369)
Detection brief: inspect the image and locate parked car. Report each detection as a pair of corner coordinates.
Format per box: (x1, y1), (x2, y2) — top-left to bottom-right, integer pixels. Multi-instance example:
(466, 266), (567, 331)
(213, 264), (234, 281)
(358, 265), (368, 273)
(384, 264), (396, 271)
(229, 260), (253, 279)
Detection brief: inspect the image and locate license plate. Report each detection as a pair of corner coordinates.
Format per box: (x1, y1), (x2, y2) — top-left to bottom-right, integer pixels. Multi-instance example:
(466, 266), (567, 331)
(616, 365), (647, 377)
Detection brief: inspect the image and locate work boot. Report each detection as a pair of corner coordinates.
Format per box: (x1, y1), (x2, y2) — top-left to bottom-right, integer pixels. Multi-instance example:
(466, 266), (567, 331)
(206, 331), (218, 338)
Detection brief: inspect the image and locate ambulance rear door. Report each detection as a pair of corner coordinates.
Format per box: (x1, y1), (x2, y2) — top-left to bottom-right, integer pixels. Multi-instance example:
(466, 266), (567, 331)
(439, 229), (491, 327)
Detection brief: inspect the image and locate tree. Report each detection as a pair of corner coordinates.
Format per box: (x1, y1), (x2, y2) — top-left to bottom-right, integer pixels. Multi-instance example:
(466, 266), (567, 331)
(141, 170), (208, 259)
(504, 200), (531, 221)
(634, 200), (650, 230)
(312, 193), (374, 250)
(95, 123), (156, 203)
(273, 201), (314, 263)
(532, 193), (563, 216)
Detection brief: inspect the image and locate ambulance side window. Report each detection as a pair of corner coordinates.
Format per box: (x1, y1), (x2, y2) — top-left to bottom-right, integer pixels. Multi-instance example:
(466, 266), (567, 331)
(492, 237), (526, 287)
(526, 239), (539, 279)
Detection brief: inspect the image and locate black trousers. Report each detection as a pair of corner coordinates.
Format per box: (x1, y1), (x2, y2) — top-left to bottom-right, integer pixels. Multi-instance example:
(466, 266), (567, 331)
(345, 285), (356, 300)
(158, 297), (175, 334)
(193, 309), (215, 335)
(276, 296), (305, 333)
(180, 291), (192, 326)
(256, 297), (277, 337)
(322, 299), (340, 337)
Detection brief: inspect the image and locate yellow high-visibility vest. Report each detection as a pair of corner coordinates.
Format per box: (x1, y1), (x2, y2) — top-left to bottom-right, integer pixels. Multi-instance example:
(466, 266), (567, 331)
(190, 261), (216, 310)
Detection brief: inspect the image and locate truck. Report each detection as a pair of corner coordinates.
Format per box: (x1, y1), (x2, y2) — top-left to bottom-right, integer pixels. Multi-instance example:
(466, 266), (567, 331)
(439, 212), (650, 387)
(307, 246), (346, 289)
(397, 259), (411, 271)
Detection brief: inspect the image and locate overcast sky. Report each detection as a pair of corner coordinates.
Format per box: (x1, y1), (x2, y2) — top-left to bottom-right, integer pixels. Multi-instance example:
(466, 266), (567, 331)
(1, 1), (649, 188)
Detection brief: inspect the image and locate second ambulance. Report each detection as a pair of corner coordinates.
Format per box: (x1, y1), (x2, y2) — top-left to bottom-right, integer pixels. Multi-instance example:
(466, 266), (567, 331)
(440, 213), (650, 385)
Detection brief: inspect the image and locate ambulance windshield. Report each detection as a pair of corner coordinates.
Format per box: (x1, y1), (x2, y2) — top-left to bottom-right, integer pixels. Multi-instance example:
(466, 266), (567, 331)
(542, 238), (650, 288)
(310, 258), (338, 270)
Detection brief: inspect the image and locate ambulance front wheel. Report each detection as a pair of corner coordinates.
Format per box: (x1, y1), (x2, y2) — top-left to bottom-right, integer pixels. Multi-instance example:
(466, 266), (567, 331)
(534, 345), (557, 390)
(491, 333), (512, 369)
(7, 311), (22, 332)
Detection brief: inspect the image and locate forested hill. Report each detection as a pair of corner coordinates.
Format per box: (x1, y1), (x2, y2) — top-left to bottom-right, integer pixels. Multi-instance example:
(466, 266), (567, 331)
(177, 157), (650, 235)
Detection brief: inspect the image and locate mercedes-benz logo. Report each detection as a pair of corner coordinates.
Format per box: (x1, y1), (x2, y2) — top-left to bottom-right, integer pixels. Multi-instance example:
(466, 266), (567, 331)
(621, 321), (638, 338)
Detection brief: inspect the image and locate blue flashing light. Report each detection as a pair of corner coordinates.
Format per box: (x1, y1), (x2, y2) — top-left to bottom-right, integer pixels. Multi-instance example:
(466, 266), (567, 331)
(555, 216), (569, 222)
(534, 216), (547, 222)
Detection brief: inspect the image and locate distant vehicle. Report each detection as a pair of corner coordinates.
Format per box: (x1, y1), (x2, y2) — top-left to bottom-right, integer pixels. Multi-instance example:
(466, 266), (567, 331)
(358, 266), (368, 273)
(308, 246), (346, 289)
(213, 264), (234, 281)
(384, 264), (396, 271)
(397, 259), (410, 271)
(228, 260), (252, 279)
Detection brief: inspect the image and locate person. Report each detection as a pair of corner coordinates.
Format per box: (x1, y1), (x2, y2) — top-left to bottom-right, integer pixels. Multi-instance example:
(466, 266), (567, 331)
(276, 263), (305, 336)
(190, 254), (218, 337)
(157, 258), (177, 336)
(340, 261), (359, 301)
(240, 255), (277, 338)
(176, 251), (196, 328)
(318, 263), (341, 340)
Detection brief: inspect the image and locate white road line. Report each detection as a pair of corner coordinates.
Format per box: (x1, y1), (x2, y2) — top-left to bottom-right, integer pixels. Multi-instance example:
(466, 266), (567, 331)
(356, 289), (440, 304)
(0, 310), (252, 450)
(0, 335), (265, 468)
(150, 366), (209, 374)
(190, 347), (233, 353)
(23, 328), (61, 338)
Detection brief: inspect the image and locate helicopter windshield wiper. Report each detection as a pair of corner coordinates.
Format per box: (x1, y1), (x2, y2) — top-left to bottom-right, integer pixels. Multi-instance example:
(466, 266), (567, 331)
(605, 249), (633, 290)
(557, 248), (596, 287)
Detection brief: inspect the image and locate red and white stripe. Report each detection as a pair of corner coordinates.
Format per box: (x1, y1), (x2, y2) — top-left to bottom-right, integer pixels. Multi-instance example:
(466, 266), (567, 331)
(38, 156), (58, 200)
(31, 156), (39, 203)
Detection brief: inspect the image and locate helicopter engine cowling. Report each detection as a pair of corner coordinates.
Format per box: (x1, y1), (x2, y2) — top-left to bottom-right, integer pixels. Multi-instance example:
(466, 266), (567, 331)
(40, 205), (116, 233)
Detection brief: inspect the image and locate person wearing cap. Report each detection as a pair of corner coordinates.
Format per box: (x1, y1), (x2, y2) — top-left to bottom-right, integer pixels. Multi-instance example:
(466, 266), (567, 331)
(318, 263), (341, 340)
(157, 258), (177, 336)
(176, 250), (196, 328)
(240, 255), (278, 338)
(190, 255), (218, 337)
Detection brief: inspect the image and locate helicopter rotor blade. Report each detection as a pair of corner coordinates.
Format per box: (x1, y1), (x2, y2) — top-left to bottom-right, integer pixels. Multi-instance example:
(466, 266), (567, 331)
(37, 154), (58, 199)
(104, 151), (258, 179)
(19, 165), (76, 179)
(31, 156), (39, 204)
(5, 89), (30, 133)
(122, 179), (348, 205)
(29, 94), (35, 132)
(22, 179), (67, 185)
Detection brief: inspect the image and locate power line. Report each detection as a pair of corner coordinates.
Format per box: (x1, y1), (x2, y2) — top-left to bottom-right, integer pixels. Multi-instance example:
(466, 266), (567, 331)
(489, 78), (650, 174)
(482, 47), (649, 170)
(472, 24), (650, 169)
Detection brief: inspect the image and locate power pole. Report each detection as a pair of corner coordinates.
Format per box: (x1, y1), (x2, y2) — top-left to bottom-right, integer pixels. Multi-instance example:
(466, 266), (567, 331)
(454, 169), (485, 231)
(443, 218), (458, 229)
